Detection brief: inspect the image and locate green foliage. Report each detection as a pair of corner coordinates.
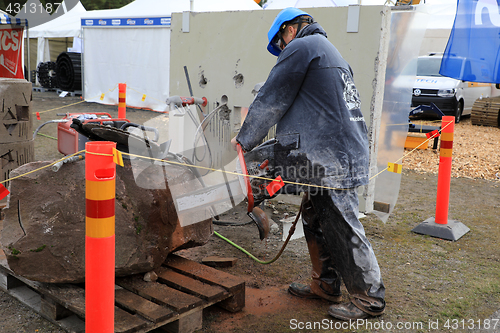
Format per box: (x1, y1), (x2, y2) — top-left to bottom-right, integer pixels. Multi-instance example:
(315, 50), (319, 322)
(80, 0), (133, 10)
(1, 0), (28, 15)
(0, 0), (134, 14)
(8, 247), (21, 255)
(30, 244), (47, 252)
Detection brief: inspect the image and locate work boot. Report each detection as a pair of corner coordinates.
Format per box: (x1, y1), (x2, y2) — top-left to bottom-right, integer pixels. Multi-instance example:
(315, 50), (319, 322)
(288, 282), (342, 302)
(298, 194), (342, 303)
(328, 299), (385, 321)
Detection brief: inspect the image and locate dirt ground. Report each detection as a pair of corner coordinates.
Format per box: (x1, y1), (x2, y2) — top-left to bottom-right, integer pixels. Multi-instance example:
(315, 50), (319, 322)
(1, 90), (500, 333)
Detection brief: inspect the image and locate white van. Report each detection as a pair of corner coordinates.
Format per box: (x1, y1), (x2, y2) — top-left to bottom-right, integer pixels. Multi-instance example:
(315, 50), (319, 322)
(410, 53), (493, 123)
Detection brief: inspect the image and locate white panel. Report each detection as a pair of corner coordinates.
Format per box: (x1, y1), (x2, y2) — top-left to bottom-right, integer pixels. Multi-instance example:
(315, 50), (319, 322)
(347, 5), (360, 33)
(182, 11), (190, 33)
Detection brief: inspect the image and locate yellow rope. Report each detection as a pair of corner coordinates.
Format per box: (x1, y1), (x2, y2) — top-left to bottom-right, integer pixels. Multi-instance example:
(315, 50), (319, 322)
(85, 151), (113, 157)
(34, 100), (86, 116)
(21, 89), (454, 190)
(127, 86), (167, 105)
(370, 120), (451, 180)
(0, 150), (85, 184)
(32, 88), (117, 117)
(2, 120), (452, 190)
(32, 84), (169, 118)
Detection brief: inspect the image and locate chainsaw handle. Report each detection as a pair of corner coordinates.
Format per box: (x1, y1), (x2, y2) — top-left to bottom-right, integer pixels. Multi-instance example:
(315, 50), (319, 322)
(120, 122), (160, 142)
(166, 96), (208, 107)
(237, 144), (254, 213)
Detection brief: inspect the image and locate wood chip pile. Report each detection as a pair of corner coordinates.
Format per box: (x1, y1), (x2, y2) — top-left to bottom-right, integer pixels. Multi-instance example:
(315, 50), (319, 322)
(402, 119), (500, 180)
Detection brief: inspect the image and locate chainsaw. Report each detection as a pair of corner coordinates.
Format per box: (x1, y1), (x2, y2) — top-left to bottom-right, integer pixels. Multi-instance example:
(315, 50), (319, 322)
(173, 139), (280, 240)
(62, 104), (286, 240)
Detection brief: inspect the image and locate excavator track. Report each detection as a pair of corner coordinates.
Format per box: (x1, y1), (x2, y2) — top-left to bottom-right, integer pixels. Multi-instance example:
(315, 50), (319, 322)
(471, 96), (500, 127)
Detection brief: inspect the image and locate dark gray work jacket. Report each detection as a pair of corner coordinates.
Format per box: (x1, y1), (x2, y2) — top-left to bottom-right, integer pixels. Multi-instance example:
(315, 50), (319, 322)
(236, 23), (369, 190)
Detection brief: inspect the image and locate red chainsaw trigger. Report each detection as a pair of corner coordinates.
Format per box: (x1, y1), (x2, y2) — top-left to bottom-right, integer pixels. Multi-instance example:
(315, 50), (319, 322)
(237, 144), (254, 213)
(259, 159), (269, 169)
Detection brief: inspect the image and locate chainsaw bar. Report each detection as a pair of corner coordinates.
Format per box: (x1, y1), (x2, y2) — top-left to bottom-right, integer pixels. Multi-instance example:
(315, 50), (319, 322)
(90, 125), (161, 157)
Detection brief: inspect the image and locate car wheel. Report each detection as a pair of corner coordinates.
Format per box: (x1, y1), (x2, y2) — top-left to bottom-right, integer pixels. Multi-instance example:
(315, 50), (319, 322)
(454, 101), (463, 123)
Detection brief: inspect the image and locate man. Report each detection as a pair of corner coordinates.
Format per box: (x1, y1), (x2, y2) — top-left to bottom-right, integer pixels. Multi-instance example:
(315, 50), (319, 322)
(230, 8), (385, 320)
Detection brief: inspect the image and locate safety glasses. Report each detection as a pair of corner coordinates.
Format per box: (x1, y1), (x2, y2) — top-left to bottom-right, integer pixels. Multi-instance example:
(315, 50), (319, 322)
(272, 32), (283, 51)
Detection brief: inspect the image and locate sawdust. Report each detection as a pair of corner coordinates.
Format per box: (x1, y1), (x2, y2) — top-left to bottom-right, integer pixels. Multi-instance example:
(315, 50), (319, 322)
(403, 118), (500, 180)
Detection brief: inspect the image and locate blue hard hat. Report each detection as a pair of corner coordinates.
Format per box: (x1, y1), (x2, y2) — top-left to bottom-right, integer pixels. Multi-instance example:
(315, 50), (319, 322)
(267, 7), (313, 56)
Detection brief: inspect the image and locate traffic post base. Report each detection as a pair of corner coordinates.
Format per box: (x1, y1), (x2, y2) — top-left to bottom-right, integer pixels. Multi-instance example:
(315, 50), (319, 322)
(411, 217), (470, 241)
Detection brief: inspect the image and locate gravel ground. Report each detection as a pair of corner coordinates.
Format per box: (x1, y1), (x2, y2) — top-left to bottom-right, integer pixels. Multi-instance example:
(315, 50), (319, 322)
(403, 117), (500, 180)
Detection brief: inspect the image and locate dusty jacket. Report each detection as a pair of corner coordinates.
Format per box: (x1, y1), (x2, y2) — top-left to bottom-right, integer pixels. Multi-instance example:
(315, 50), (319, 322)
(236, 23), (369, 189)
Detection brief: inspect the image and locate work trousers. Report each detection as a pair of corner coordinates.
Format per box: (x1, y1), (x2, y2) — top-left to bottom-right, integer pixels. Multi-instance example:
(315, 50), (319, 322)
(302, 188), (386, 314)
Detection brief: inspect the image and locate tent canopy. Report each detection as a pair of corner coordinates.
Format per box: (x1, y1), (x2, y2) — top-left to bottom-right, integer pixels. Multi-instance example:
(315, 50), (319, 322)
(81, 0), (262, 111)
(263, 0), (356, 9)
(29, 1), (86, 38)
(26, 1), (86, 81)
(0, 13), (28, 26)
(81, 0), (261, 19)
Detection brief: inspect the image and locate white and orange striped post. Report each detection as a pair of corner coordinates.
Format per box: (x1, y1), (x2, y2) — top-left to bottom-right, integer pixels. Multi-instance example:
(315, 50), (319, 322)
(435, 116), (454, 224)
(412, 116), (469, 241)
(85, 141), (116, 332)
(118, 83), (126, 119)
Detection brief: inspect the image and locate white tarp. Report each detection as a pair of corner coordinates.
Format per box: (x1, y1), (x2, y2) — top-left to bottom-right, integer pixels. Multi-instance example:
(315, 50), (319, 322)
(81, 0), (262, 111)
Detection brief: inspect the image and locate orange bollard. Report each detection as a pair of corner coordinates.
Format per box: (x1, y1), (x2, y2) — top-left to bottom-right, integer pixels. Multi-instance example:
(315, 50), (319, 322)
(435, 116), (454, 224)
(412, 115), (469, 241)
(85, 141), (116, 333)
(118, 83), (126, 119)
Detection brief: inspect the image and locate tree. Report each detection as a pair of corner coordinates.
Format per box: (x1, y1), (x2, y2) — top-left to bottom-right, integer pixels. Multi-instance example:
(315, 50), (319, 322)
(79, 0), (133, 10)
(0, 0), (134, 14)
(1, 1), (29, 15)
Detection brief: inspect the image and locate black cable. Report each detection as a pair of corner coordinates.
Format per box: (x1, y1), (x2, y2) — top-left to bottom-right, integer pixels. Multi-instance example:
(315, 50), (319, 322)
(212, 219), (254, 226)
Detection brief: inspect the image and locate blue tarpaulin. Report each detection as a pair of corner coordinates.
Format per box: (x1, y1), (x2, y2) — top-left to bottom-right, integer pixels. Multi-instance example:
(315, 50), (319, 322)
(440, 0), (500, 83)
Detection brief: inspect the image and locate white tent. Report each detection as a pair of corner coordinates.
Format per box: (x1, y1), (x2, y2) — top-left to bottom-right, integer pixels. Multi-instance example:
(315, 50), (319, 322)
(29, 1), (86, 67)
(81, 0), (262, 111)
(263, 0), (358, 9)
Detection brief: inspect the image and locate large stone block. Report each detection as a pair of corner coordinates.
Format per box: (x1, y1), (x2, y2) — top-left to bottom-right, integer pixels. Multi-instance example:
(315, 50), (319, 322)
(0, 159), (213, 283)
(0, 78), (33, 143)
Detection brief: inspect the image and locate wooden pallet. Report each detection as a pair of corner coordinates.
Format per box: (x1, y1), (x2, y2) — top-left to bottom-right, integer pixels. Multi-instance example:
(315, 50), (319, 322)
(471, 97), (500, 127)
(0, 254), (245, 333)
(32, 87), (57, 93)
(56, 89), (83, 97)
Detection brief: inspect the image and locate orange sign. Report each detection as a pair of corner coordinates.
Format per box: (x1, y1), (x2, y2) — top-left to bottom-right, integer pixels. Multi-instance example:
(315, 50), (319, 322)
(0, 26), (24, 79)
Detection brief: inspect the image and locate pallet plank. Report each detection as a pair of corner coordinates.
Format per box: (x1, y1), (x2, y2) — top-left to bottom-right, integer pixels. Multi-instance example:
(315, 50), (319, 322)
(164, 254), (245, 312)
(115, 288), (174, 323)
(164, 254), (244, 294)
(0, 254), (246, 333)
(116, 275), (204, 314)
(114, 306), (149, 333)
(57, 314), (85, 333)
(156, 267), (229, 303)
(160, 308), (202, 333)
(41, 296), (74, 321)
(38, 283), (86, 318)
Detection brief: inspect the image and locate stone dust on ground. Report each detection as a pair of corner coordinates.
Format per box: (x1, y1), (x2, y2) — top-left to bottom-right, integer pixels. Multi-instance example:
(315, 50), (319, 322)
(1, 92), (499, 333)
